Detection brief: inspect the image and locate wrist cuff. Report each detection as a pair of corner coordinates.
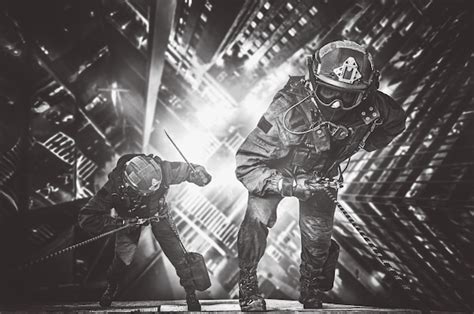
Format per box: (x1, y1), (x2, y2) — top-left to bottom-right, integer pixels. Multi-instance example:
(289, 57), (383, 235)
(280, 177), (295, 197)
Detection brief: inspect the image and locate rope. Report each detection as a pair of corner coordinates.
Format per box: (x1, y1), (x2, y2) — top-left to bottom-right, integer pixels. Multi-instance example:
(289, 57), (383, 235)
(15, 217), (160, 271)
(321, 186), (423, 307)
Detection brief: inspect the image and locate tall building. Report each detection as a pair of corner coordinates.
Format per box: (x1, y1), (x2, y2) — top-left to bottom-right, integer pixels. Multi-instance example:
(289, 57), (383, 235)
(210, 0), (352, 101)
(174, 0), (252, 66)
(1, 0), (472, 311)
(338, 4), (473, 307)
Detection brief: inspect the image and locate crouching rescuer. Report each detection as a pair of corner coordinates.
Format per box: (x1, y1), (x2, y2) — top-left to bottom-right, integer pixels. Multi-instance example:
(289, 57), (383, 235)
(235, 40), (406, 311)
(78, 154), (211, 310)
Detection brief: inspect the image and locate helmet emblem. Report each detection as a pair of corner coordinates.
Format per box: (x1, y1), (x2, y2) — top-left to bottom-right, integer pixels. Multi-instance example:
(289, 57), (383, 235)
(151, 178), (161, 189)
(333, 57), (362, 84)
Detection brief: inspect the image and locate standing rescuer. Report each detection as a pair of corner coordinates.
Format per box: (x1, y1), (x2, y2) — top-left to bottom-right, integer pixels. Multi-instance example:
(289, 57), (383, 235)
(235, 40), (407, 311)
(78, 154), (211, 310)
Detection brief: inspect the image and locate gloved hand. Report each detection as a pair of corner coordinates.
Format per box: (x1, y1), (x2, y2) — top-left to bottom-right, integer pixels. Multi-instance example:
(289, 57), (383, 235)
(293, 174), (325, 201)
(278, 174), (324, 201)
(109, 217), (127, 226)
(188, 164), (212, 186)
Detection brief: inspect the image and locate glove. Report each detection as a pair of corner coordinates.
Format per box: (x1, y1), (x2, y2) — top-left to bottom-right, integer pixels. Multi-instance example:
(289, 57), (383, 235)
(108, 217), (127, 226)
(278, 174), (324, 201)
(188, 165), (212, 186)
(294, 174), (325, 201)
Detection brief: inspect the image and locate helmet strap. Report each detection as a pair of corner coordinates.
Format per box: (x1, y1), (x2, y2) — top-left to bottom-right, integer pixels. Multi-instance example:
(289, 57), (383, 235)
(362, 70), (379, 103)
(306, 56), (319, 94)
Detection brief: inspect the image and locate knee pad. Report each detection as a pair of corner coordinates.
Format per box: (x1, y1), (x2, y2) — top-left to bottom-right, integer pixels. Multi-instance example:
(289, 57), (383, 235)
(246, 195), (279, 227)
(243, 211), (273, 229)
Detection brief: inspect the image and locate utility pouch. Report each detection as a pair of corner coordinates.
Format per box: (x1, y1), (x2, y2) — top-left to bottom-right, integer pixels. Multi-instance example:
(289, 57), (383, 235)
(291, 147), (311, 167)
(186, 252), (211, 291)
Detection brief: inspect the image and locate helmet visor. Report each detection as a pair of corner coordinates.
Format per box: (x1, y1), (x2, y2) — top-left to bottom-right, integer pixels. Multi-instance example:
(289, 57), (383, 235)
(314, 83), (363, 110)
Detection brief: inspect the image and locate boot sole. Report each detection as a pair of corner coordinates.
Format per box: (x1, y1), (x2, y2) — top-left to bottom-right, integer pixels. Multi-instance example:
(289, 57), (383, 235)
(240, 299), (266, 311)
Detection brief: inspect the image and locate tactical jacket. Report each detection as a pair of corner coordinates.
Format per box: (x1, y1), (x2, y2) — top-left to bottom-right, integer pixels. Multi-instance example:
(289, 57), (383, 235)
(78, 154), (193, 235)
(235, 76), (406, 196)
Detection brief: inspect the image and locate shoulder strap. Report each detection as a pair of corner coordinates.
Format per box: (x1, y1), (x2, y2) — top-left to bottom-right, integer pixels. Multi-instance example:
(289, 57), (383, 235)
(324, 118), (382, 177)
(358, 118), (383, 150)
(293, 97), (331, 153)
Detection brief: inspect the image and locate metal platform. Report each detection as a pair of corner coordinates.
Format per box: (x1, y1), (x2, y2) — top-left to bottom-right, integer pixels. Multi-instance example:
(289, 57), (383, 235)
(4, 299), (420, 313)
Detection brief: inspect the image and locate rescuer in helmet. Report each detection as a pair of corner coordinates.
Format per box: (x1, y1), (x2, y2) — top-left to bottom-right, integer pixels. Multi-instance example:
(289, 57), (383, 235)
(235, 40), (406, 311)
(78, 154), (211, 310)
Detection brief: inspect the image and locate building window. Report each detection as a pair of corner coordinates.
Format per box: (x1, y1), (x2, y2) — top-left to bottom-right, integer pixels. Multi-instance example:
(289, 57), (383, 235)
(200, 13), (207, 23)
(268, 23), (276, 31)
(263, 2), (271, 10)
(280, 36), (288, 44)
(298, 17), (308, 26)
(262, 31), (269, 39)
(285, 3), (294, 10)
(205, 0), (213, 11)
(217, 71), (227, 82)
(288, 27), (297, 37)
(250, 21), (257, 28)
(257, 11), (264, 20)
(363, 34), (372, 45)
(255, 39), (262, 47)
(309, 6), (318, 16)
(274, 13), (284, 25)
(260, 56), (270, 66)
(272, 44), (280, 53)
(187, 47), (196, 57)
(399, 21), (415, 36)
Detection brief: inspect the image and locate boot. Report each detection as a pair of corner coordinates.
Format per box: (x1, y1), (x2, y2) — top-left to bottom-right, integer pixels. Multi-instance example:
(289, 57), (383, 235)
(186, 290), (201, 311)
(99, 282), (119, 307)
(239, 266), (266, 311)
(299, 278), (324, 309)
(175, 258), (201, 311)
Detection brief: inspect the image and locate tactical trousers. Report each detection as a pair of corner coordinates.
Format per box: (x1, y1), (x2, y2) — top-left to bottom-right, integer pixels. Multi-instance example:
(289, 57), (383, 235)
(237, 189), (339, 291)
(107, 217), (195, 291)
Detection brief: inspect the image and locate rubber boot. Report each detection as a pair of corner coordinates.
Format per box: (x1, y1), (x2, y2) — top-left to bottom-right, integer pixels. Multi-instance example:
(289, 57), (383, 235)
(239, 266), (266, 311)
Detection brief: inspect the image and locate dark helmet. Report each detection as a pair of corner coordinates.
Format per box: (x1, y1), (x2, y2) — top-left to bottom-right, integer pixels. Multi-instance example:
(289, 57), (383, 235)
(123, 155), (162, 195)
(308, 40), (378, 110)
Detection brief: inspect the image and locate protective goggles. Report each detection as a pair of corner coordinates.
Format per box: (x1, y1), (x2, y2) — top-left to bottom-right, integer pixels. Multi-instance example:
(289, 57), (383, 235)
(313, 83), (365, 110)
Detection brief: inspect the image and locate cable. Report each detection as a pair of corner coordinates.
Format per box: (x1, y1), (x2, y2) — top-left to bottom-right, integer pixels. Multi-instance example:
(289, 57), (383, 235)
(322, 185), (424, 308)
(14, 217), (160, 271)
(281, 94), (317, 135)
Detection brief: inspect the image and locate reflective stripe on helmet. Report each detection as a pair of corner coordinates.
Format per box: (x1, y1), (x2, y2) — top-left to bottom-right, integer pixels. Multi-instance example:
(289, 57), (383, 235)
(123, 156), (163, 195)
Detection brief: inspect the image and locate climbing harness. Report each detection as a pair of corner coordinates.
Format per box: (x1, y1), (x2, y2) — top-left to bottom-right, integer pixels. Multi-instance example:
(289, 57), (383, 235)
(15, 216), (161, 271)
